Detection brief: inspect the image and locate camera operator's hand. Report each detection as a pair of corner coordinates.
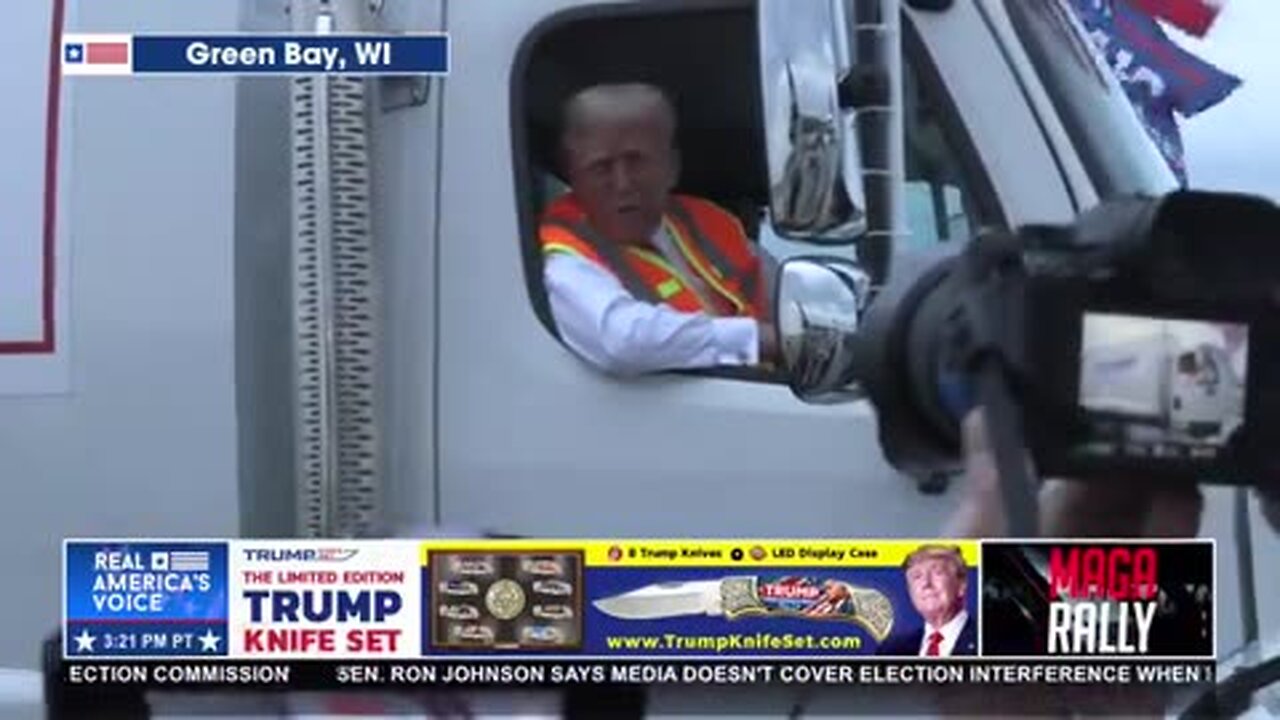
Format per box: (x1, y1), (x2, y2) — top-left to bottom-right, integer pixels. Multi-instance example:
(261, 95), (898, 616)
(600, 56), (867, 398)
(1258, 486), (1280, 534)
(944, 408), (1204, 538)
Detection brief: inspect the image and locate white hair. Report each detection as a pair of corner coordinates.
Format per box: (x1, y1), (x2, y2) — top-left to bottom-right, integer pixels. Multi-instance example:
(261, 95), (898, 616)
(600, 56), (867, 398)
(561, 83), (678, 153)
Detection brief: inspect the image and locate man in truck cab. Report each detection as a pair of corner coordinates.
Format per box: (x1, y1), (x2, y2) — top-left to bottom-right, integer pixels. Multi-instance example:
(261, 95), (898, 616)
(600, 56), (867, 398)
(538, 82), (779, 376)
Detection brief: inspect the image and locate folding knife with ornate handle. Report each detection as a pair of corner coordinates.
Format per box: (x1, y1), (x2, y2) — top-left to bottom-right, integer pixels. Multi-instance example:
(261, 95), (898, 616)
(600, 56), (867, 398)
(592, 576), (895, 642)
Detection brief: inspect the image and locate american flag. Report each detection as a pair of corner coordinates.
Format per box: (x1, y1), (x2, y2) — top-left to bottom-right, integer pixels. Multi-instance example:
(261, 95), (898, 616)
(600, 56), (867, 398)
(62, 34), (133, 76)
(168, 550), (211, 572)
(64, 41), (129, 65)
(1066, 0), (1241, 185)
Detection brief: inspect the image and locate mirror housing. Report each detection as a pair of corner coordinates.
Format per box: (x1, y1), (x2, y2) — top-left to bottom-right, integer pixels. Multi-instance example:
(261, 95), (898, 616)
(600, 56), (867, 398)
(759, 0), (867, 243)
(774, 257), (869, 402)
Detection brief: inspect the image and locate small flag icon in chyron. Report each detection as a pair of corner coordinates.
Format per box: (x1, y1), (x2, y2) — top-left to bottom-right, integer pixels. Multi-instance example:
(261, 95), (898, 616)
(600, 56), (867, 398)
(65, 40), (130, 66)
(86, 42), (129, 64)
(168, 551), (210, 572)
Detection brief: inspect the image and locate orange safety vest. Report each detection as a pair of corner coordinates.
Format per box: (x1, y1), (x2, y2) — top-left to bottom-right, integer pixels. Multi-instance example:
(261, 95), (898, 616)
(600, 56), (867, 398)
(539, 193), (765, 317)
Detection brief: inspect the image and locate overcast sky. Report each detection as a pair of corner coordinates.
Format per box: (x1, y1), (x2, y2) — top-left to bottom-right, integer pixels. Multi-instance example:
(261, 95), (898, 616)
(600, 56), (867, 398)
(1176, 0), (1279, 197)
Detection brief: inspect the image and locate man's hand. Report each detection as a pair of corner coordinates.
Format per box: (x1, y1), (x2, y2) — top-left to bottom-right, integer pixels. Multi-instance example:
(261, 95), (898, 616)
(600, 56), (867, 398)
(1259, 486), (1280, 533)
(938, 409), (1201, 718)
(1039, 477), (1203, 538)
(758, 322), (779, 364)
(945, 409), (1205, 539)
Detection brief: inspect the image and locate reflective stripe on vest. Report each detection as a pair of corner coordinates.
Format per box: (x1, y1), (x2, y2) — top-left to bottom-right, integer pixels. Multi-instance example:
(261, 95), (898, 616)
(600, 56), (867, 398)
(541, 200), (755, 315)
(660, 215), (747, 315)
(543, 221), (713, 312)
(662, 200), (754, 314)
(540, 219), (661, 304)
(656, 277), (683, 300)
(543, 241), (586, 258)
(626, 245), (714, 312)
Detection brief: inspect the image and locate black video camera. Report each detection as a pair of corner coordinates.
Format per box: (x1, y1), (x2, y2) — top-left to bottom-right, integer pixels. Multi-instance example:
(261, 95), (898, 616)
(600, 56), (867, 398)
(776, 190), (1280, 494)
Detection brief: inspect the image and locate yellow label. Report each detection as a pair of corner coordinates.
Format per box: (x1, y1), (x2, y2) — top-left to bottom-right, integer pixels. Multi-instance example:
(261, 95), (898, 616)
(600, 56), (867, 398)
(656, 277), (682, 299)
(418, 539), (980, 568)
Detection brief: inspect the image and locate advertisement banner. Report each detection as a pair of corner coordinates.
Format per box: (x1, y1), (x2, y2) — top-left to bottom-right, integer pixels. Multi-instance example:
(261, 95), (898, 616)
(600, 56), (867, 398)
(61, 537), (1215, 691)
(418, 539), (980, 659)
(981, 540), (1214, 659)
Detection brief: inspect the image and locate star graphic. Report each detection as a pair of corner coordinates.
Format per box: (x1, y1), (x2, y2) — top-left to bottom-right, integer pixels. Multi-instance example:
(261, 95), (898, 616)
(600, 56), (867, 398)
(73, 629), (96, 653)
(64, 44), (82, 62)
(198, 629), (221, 652)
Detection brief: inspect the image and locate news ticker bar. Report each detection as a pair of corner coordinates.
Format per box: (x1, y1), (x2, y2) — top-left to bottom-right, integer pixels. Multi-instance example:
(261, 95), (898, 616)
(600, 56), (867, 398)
(62, 34), (449, 76)
(59, 660), (1218, 689)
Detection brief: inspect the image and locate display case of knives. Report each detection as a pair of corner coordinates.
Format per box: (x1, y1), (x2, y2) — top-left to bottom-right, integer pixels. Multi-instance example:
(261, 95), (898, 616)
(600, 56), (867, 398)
(430, 551), (583, 650)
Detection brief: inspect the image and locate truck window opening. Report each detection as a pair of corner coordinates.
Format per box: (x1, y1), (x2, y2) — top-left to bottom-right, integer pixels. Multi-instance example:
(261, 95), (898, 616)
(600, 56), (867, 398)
(512, 1), (774, 384)
(511, 1), (1000, 383)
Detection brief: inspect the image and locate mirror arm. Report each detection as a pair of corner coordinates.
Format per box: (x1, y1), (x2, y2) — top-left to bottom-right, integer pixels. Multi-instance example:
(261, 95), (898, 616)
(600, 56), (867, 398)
(785, 60), (801, 136)
(837, 65), (891, 111)
(906, 0), (955, 11)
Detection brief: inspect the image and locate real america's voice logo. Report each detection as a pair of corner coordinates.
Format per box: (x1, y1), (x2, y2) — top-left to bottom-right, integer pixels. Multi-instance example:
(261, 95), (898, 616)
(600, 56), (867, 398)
(63, 540), (231, 658)
(64, 540), (424, 659)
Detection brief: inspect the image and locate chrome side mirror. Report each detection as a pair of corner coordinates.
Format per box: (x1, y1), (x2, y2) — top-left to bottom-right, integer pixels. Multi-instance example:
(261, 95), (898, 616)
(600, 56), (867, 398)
(759, 0), (867, 243)
(775, 257), (869, 402)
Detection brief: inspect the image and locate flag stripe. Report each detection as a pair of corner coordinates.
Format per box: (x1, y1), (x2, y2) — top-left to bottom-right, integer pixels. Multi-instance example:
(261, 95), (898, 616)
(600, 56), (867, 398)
(1113, 6), (1208, 86)
(1127, 0), (1223, 37)
(86, 42), (128, 64)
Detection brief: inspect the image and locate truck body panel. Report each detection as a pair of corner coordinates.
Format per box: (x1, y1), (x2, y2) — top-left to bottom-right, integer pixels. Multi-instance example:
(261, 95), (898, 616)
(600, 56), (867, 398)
(0, 0), (242, 669)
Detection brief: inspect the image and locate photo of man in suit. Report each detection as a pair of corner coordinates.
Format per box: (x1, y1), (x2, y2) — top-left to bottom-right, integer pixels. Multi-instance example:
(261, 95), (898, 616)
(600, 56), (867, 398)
(878, 544), (977, 657)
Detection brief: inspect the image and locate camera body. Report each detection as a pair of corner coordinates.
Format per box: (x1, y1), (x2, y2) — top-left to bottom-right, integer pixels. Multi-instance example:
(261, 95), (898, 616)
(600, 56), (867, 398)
(832, 190), (1280, 488)
(1023, 255), (1280, 486)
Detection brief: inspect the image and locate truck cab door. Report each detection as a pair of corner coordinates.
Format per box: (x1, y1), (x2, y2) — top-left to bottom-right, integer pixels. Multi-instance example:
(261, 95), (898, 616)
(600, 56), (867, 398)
(426, 0), (1078, 542)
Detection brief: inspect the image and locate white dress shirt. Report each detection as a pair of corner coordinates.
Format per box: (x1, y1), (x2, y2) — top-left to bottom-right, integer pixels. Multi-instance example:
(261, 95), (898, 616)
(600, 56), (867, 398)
(917, 609), (969, 657)
(544, 224), (759, 377)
